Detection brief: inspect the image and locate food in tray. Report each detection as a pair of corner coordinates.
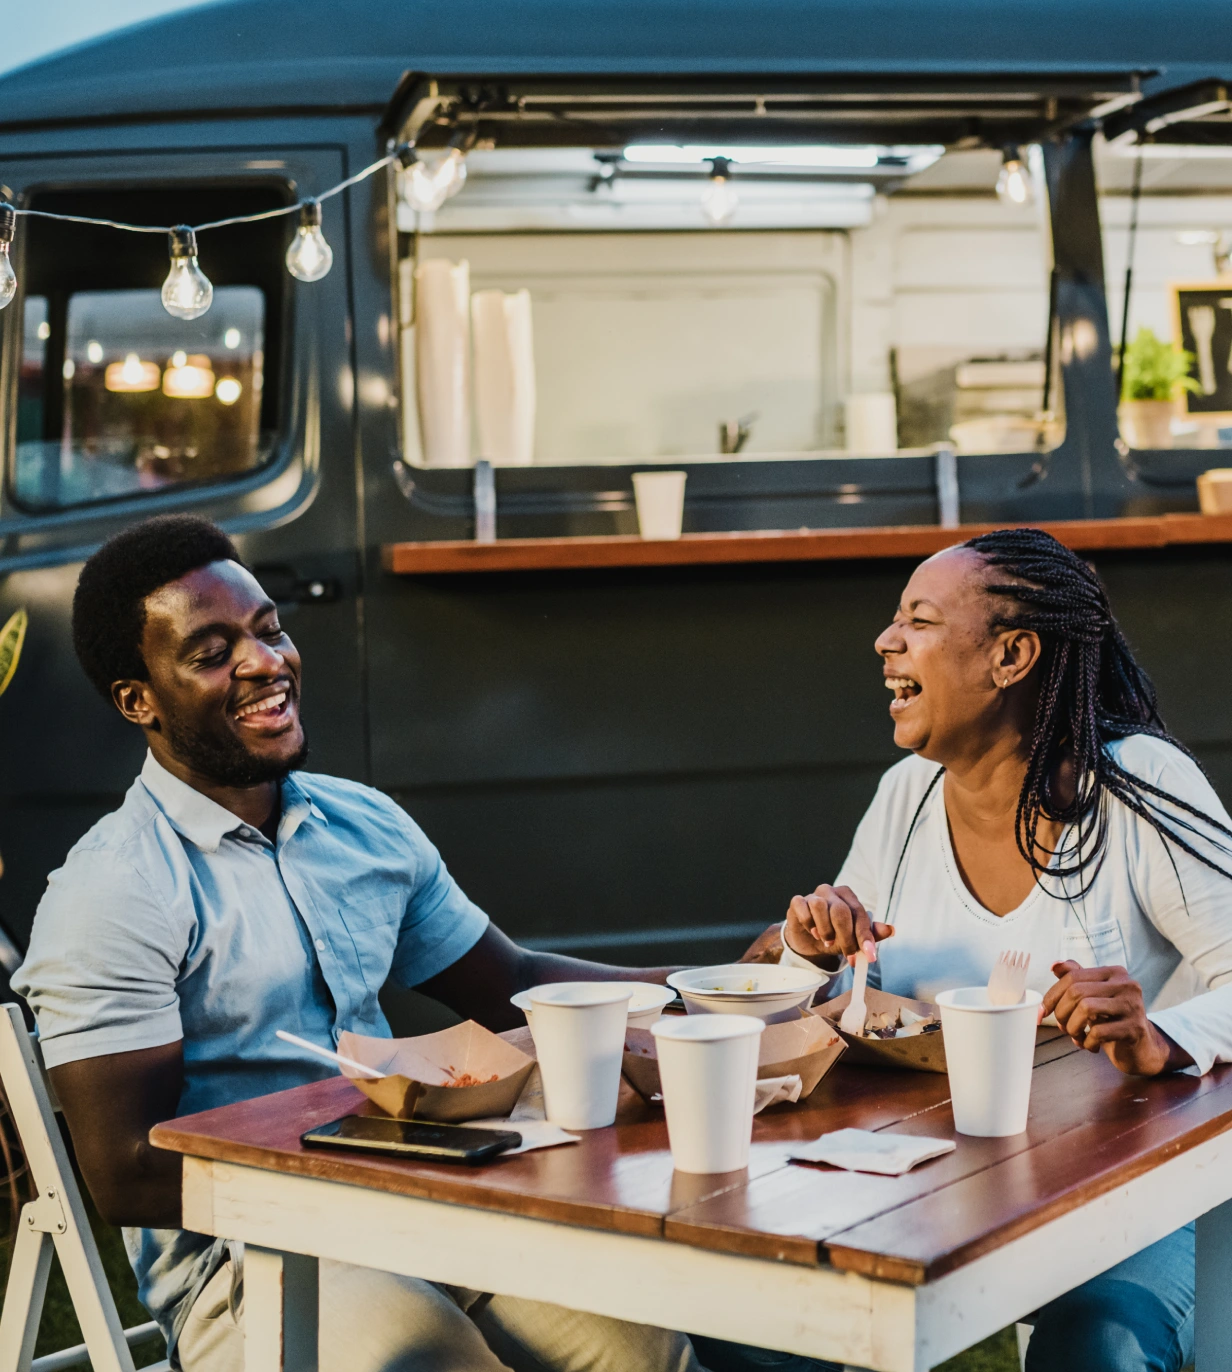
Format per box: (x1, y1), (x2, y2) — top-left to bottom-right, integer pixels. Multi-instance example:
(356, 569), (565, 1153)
(442, 1067), (501, 1088)
(851, 1005), (941, 1041)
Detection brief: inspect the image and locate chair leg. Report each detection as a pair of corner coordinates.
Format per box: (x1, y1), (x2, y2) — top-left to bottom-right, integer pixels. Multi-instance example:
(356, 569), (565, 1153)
(1016, 1322), (1033, 1372)
(0, 1223), (54, 1372)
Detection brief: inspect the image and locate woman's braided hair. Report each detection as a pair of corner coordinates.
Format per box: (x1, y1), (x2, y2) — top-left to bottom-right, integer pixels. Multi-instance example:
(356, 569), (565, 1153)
(963, 527), (1232, 896)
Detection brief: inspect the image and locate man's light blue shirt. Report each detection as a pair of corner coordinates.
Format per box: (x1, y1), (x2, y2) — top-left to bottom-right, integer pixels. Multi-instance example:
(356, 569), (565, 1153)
(14, 752), (488, 1358)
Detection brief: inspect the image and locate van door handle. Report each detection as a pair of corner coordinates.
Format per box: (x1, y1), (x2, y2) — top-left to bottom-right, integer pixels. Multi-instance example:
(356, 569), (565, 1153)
(253, 563), (341, 605)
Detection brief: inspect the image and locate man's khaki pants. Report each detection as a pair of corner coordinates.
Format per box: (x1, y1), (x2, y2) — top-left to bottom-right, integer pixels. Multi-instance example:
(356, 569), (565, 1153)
(176, 1255), (707, 1372)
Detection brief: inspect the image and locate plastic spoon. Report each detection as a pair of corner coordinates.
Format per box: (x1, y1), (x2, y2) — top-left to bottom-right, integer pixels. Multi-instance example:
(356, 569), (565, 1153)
(840, 953), (870, 1037)
(275, 1028), (386, 1078)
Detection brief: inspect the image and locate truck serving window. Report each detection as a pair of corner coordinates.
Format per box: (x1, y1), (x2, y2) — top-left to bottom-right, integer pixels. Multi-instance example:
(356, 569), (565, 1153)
(7, 184), (287, 513)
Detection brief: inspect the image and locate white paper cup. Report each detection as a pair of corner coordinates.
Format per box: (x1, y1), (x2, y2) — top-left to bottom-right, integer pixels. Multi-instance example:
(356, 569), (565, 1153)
(936, 987), (1042, 1137)
(632, 471), (687, 540)
(512, 982), (674, 1032)
(651, 1014), (765, 1173)
(527, 982), (633, 1129)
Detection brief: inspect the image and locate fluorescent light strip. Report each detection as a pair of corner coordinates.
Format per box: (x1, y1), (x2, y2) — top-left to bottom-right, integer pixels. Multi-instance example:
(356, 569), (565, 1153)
(622, 144), (883, 168)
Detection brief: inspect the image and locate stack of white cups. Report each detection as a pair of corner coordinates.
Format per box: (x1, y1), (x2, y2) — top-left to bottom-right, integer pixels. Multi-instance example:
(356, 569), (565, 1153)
(414, 258), (471, 467)
(472, 288), (536, 466)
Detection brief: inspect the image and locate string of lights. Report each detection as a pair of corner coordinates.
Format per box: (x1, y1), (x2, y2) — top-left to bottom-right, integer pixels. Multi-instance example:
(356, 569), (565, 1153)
(0, 137), (472, 319)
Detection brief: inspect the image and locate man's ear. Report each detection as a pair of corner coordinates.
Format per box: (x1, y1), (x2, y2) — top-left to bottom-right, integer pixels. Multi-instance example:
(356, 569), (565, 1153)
(112, 679), (161, 730)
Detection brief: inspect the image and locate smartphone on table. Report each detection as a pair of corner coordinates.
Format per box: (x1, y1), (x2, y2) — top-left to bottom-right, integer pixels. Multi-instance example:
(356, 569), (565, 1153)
(301, 1114), (522, 1165)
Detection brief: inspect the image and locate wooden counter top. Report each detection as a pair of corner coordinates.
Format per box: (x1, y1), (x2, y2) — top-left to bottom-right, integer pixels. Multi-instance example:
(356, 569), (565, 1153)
(382, 512), (1232, 575)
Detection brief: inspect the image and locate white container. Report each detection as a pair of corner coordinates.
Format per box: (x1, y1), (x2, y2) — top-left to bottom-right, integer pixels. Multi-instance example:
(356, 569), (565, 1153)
(632, 471), (687, 539)
(512, 982), (674, 1032)
(845, 392), (898, 455)
(527, 982), (633, 1129)
(666, 963), (827, 1024)
(936, 987), (1043, 1137)
(652, 1014), (765, 1173)
(414, 258), (471, 467)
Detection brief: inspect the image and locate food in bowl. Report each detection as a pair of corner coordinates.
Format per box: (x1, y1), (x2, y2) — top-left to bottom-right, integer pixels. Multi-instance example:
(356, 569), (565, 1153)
(667, 963), (828, 1024)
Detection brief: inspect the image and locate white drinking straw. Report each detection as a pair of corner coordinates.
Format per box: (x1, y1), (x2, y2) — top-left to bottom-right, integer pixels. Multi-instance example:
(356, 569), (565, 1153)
(275, 1029), (386, 1079)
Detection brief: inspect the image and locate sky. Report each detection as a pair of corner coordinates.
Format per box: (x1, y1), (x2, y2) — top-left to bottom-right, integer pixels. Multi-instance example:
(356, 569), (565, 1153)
(1, 0), (220, 78)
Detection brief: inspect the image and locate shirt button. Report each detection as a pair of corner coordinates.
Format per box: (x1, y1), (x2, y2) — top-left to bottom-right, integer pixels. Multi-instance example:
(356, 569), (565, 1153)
(314, 939), (326, 952)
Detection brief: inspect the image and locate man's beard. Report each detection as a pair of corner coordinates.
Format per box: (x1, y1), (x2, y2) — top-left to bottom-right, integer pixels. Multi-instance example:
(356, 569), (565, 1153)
(163, 710), (309, 787)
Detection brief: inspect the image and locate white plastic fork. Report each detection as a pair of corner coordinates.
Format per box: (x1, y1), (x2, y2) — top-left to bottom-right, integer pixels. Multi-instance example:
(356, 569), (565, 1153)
(987, 950), (1030, 1006)
(840, 953), (870, 1036)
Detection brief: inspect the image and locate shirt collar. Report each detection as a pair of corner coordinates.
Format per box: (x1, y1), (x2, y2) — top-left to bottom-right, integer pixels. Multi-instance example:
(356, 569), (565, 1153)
(139, 752), (326, 854)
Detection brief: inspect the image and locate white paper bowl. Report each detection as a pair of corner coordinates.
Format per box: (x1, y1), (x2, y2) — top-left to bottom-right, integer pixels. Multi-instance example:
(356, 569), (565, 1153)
(512, 981), (675, 1031)
(666, 963), (828, 1024)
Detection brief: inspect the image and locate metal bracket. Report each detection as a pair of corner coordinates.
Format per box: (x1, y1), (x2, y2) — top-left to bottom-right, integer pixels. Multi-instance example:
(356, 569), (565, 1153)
(22, 1189), (67, 1235)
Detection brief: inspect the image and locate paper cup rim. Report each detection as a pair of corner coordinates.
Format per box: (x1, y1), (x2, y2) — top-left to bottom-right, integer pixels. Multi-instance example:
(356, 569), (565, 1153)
(652, 1013), (766, 1043)
(936, 987), (1043, 1012)
(527, 981), (634, 1009)
(514, 982), (672, 1015)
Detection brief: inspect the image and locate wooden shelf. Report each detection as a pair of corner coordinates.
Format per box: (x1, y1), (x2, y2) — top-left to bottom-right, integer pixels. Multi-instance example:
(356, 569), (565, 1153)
(382, 512), (1232, 575)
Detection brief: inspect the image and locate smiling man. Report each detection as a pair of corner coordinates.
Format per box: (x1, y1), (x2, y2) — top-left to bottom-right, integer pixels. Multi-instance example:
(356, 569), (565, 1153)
(14, 515), (706, 1372)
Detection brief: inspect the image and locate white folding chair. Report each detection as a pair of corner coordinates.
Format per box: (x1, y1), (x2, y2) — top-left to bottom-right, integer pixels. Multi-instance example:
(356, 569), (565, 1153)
(0, 1002), (169, 1372)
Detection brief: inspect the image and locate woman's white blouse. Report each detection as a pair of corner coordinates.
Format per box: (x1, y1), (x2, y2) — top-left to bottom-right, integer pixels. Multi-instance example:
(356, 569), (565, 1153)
(814, 734), (1232, 1075)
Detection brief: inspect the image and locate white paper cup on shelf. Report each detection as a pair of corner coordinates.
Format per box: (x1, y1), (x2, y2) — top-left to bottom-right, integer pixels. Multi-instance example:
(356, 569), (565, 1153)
(845, 392), (898, 455)
(527, 982), (633, 1129)
(936, 987), (1042, 1137)
(632, 471), (687, 540)
(651, 1014), (765, 1173)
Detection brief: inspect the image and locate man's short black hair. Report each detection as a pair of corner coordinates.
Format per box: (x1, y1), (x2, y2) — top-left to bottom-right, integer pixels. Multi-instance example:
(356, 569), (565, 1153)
(72, 515), (241, 700)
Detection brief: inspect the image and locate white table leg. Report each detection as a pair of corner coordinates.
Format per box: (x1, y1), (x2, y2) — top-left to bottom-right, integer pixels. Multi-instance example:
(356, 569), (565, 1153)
(1196, 1198), (1232, 1369)
(244, 1246), (318, 1372)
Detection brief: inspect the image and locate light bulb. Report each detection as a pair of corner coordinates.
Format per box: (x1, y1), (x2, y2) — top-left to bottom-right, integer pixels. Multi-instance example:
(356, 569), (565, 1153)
(996, 149), (1031, 206)
(285, 199), (333, 282)
(433, 147), (468, 203)
(702, 160), (739, 226)
(162, 226), (213, 320)
(0, 204), (16, 311)
(400, 145), (469, 213)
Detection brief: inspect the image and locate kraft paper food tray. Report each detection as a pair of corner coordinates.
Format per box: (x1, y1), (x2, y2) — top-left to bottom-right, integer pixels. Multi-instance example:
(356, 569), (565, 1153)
(338, 1022), (535, 1122)
(621, 1013), (846, 1102)
(817, 990), (1065, 1074)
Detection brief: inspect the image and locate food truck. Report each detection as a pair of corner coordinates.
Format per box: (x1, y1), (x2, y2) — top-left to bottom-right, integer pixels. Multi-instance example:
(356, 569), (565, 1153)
(0, 0), (1230, 1027)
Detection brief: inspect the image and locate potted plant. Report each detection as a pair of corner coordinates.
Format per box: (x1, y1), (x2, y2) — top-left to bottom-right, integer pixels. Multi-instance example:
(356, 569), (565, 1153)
(1119, 327), (1200, 449)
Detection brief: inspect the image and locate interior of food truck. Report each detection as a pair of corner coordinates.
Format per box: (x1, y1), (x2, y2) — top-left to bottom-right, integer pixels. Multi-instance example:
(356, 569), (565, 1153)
(379, 74), (1232, 489)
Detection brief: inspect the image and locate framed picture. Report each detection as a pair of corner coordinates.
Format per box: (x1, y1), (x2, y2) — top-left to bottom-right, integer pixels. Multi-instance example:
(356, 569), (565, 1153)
(1172, 281), (1232, 422)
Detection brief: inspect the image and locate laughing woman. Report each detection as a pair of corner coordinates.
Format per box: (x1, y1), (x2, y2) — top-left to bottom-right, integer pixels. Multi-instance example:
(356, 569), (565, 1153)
(778, 528), (1232, 1372)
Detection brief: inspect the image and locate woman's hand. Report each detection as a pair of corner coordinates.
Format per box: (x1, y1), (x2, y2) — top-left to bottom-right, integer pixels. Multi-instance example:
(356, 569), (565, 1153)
(1041, 960), (1194, 1077)
(784, 885), (895, 968)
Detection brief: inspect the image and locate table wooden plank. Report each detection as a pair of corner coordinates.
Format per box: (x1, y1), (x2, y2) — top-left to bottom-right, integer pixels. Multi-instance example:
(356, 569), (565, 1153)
(151, 1055), (953, 1241)
(380, 512), (1232, 576)
(826, 1063), (1232, 1283)
(668, 1053), (1232, 1281)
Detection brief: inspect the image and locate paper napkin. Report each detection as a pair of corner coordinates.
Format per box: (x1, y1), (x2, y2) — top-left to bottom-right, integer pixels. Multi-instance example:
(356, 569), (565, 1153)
(788, 1127), (955, 1175)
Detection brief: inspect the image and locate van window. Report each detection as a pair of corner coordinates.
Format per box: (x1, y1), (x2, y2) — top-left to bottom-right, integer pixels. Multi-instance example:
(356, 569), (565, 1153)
(6, 183), (288, 513)
(14, 287), (265, 510)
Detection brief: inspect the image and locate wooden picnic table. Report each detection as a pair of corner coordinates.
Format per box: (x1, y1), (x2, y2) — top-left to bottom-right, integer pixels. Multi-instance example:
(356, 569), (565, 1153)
(151, 1036), (1232, 1372)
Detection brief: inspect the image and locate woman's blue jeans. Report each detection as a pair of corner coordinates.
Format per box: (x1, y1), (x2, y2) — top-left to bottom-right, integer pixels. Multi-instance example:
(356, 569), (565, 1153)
(692, 1222), (1194, 1372)
(1026, 1223), (1195, 1372)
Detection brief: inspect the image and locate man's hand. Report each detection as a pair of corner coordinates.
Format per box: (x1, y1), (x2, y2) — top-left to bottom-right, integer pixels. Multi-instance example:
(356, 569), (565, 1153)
(1041, 960), (1194, 1077)
(784, 885), (895, 969)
